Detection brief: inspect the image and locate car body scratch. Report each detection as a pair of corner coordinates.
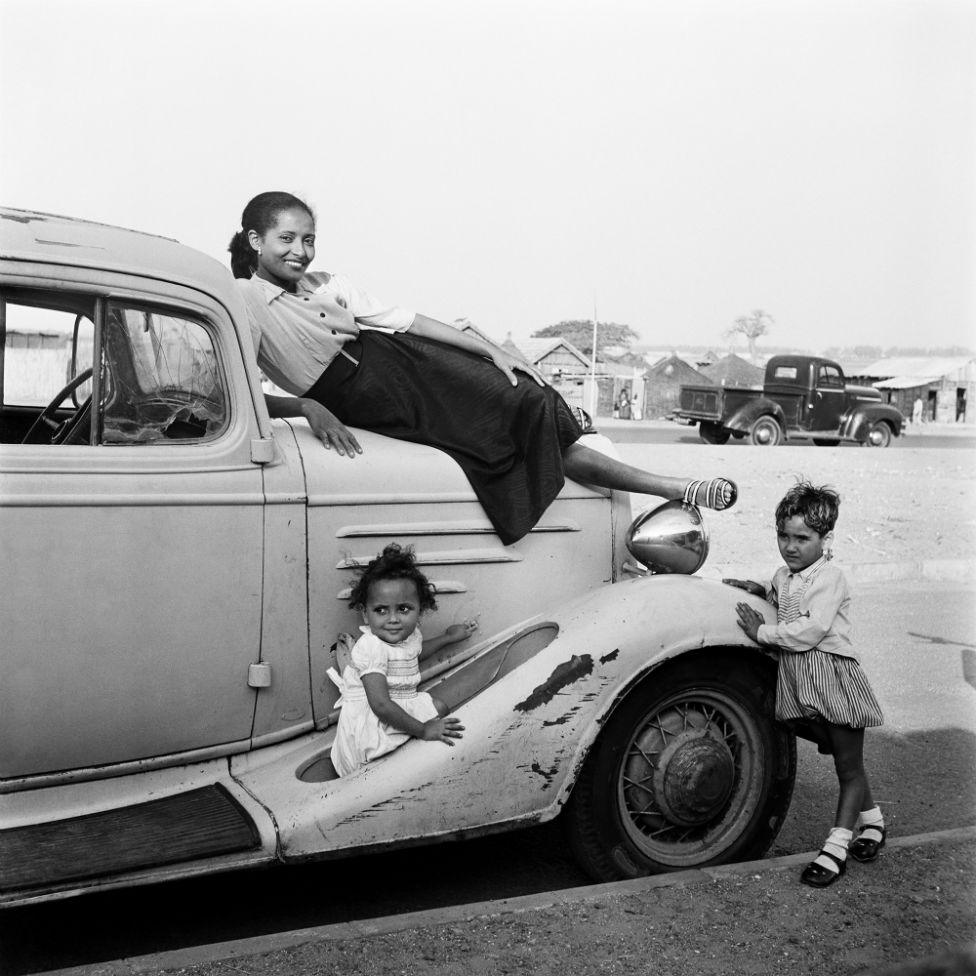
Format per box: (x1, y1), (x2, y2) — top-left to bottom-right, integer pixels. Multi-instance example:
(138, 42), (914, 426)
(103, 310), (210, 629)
(514, 654), (594, 712)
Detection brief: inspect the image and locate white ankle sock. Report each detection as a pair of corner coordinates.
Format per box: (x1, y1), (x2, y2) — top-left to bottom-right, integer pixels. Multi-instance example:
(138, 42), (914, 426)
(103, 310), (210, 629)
(814, 827), (852, 874)
(856, 807), (884, 838)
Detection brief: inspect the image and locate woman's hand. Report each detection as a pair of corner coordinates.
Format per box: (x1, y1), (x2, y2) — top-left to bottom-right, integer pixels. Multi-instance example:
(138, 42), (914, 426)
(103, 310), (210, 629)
(735, 602), (764, 642)
(421, 715), (465, 745)
(300, 399), (362, 457)
(490, 350), (546, 387)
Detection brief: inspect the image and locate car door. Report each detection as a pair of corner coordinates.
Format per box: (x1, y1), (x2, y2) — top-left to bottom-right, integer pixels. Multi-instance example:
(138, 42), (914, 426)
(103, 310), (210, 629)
(808, 363), (846, 431)
(0, 277), (265, 781)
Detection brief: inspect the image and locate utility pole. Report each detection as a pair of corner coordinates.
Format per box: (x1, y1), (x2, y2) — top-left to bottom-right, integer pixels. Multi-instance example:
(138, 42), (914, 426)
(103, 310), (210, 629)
(589, 297), (599, 416)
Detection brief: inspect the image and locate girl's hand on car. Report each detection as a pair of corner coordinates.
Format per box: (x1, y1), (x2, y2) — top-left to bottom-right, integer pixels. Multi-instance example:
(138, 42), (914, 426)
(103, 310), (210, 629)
(723, 578), (765, 597)
(735, 602), (764, 642)
(422, 715), (465, 745)
(300, 399), (362, 458)
(443, 620), (479, 644)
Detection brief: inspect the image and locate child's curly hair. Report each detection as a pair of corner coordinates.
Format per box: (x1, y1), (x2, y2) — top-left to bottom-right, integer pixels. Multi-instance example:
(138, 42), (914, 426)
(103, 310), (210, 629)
(347, 543), (438, 612)
(775, 481), (840, 536)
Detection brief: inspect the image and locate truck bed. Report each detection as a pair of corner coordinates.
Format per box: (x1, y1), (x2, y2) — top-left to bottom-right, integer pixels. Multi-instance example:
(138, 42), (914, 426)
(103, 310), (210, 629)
(676, 384), (759, 421)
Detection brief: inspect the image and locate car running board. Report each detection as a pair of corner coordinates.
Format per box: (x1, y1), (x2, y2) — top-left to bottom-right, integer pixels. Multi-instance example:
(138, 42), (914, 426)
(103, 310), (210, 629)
(0, 784), (259, 893)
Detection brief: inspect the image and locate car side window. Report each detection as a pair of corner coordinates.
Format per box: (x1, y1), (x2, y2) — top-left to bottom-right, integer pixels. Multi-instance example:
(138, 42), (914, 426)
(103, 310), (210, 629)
(0, 289), (227, 447)
(100, 304), (227, 444)
(817, 365), (843, 389)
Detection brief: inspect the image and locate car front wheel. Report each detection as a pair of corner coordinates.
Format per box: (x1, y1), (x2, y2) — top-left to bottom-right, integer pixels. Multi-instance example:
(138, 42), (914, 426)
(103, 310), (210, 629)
(565, 655), (795, 881)
(864, 421), (893, 447)
(749, 416), (782, 446)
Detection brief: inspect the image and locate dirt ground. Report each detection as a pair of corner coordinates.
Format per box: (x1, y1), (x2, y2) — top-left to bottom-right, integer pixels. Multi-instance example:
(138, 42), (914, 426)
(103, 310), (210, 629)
(149, 838), (976, 976)
(617, 440), (976, 574)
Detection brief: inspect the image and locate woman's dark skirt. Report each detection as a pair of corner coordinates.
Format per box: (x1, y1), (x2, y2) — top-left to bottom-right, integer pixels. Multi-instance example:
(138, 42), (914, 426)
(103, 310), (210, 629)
(304, 331), (583, 545)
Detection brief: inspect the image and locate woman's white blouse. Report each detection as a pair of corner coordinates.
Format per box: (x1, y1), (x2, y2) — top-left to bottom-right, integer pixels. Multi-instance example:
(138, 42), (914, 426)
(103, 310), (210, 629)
(236, 271), (415, 395)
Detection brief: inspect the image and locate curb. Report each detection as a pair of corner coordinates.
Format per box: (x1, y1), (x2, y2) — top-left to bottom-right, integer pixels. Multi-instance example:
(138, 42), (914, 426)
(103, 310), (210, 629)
(37, 825), (976, 976)
(710, 558), (976, 585)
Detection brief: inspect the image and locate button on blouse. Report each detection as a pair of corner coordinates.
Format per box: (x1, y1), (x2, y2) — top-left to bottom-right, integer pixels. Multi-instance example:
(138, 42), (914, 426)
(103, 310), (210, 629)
(236, 271), (415, 396)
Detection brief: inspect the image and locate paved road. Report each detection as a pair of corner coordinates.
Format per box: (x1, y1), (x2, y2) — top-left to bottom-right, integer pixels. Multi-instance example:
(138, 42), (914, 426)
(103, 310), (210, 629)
(3, 583), (974, 975)
(602, 421), (976, 450)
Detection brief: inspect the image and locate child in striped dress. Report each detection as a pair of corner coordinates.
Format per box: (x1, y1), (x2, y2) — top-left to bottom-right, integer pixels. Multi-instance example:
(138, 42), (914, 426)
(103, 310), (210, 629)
(726, 482), (885, 888)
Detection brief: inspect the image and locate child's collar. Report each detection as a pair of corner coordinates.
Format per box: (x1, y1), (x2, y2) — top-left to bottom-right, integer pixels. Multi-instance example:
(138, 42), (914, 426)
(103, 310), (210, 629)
(789, 554), (829, 580)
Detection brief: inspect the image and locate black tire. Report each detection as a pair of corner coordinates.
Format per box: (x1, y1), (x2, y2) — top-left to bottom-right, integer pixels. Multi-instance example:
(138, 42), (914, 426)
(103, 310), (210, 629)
(749, 416), (782, 446)
(731, 431), (746, 440)
(811, 438), (836, 446)
(565, 654), (795, 882)
(863, 421), (892, 448)
(699, 422), (732, 445)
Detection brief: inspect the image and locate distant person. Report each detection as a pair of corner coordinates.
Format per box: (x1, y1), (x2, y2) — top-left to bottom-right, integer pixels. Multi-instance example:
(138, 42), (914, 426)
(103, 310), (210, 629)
(631, 394), (643, 422)
(912, 396), (923, 425)
(725, 482), (885, 889)
(617, 391), (631, 420)
(328, 544), (476, 776)
(227, 190), (739, 544)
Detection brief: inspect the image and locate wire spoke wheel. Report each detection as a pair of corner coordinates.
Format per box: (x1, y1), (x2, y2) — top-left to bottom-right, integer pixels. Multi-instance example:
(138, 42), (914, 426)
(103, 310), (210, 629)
(565, 655), (795, 881)
(617, 690), (761, 865)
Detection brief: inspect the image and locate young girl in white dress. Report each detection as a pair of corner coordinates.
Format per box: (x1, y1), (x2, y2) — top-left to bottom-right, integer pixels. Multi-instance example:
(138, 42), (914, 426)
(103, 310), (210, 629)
(330, 544), (477, 777)
(727, 482), (885, 888)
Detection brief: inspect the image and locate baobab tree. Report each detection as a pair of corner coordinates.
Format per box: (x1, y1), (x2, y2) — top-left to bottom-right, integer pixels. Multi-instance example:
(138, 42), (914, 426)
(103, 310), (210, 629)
(725, 309), (774, 360)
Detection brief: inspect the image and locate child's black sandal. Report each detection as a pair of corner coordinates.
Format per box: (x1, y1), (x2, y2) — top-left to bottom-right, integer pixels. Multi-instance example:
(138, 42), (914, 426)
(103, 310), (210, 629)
(849, 826), (886, 863)
(800, 849), (846, 888)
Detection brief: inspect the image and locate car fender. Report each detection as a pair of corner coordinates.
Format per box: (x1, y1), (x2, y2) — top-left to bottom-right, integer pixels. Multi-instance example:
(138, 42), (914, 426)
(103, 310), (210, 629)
(725, 398), (786, 434)
(236, 574), (776, 861)
(841, 403), (904, 441)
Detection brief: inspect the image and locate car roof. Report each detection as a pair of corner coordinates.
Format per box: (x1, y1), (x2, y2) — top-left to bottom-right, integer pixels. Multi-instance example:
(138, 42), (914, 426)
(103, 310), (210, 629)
(0, 207), (234, 301)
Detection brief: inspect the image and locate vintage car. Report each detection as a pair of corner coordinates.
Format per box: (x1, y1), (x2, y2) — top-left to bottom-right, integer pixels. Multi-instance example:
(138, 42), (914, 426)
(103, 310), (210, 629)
(0, 208), (795, 908)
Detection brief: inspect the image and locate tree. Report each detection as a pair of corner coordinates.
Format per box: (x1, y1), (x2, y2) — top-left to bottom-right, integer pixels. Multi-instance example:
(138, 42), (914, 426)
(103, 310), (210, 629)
(724, 310), (774, 360)
(532, 320), (639, 359)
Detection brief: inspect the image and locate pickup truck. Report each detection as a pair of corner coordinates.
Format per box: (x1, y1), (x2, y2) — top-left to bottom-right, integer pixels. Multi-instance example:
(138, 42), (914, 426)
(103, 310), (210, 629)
(0, 208), (795, 907)
(674, 355), (904, 447)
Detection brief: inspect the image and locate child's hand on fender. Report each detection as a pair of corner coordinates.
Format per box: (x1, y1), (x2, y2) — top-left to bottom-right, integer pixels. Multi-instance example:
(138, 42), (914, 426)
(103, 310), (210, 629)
(736, 602), (764, 642)
(422, 715), (465, 745)
(723, 578), (765, 597)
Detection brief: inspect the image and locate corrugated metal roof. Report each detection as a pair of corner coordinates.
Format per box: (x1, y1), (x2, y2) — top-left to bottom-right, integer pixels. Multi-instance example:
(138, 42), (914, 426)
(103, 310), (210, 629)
(859, 356), (974, 379)
(874, 375), (940, 390)
(517, 337), (591, 368)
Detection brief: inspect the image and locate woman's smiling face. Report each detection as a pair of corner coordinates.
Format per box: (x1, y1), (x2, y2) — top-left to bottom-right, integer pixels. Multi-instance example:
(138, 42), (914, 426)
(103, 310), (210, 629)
(249, 207), (316, 290)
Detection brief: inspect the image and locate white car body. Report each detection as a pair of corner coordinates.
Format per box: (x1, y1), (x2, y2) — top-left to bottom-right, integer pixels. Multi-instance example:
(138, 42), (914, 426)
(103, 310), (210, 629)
(0, 209), (794, 907)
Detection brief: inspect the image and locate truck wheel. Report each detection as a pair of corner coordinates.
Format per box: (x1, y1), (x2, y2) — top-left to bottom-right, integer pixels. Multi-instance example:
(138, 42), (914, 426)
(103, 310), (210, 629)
(565, 655), (796, 882)
(749, 416), (782, 446)
(699, 423), (731, 445)
(864, 421), (892, 448)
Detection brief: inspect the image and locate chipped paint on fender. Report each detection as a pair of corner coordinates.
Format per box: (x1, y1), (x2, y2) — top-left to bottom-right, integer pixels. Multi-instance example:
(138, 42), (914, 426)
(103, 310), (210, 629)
(514, 654), (594, 712)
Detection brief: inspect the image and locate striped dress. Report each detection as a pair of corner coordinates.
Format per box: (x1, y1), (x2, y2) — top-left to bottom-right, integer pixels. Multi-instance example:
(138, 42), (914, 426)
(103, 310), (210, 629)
(759, 558), (884, 729)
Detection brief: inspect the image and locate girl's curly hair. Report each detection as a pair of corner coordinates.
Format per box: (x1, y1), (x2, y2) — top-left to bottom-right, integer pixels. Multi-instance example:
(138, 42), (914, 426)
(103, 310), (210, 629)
(347, 543), (437, 612)
(775, 480), (840, 536)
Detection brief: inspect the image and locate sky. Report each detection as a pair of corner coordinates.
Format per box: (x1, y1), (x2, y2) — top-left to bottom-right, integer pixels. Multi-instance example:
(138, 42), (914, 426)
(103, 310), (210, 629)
(1, 0), (974, 353)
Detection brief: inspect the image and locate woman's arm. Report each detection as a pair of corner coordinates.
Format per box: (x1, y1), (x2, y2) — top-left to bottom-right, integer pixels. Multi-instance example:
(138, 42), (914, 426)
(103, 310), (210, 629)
(406, 314), (545, 387)
(361, 673), (464, 745)
(264, 394), (362, 458)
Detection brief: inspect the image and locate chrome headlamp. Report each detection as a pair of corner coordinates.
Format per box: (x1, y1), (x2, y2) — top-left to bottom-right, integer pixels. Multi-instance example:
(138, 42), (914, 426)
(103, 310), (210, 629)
(625, 500), (709, 575)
